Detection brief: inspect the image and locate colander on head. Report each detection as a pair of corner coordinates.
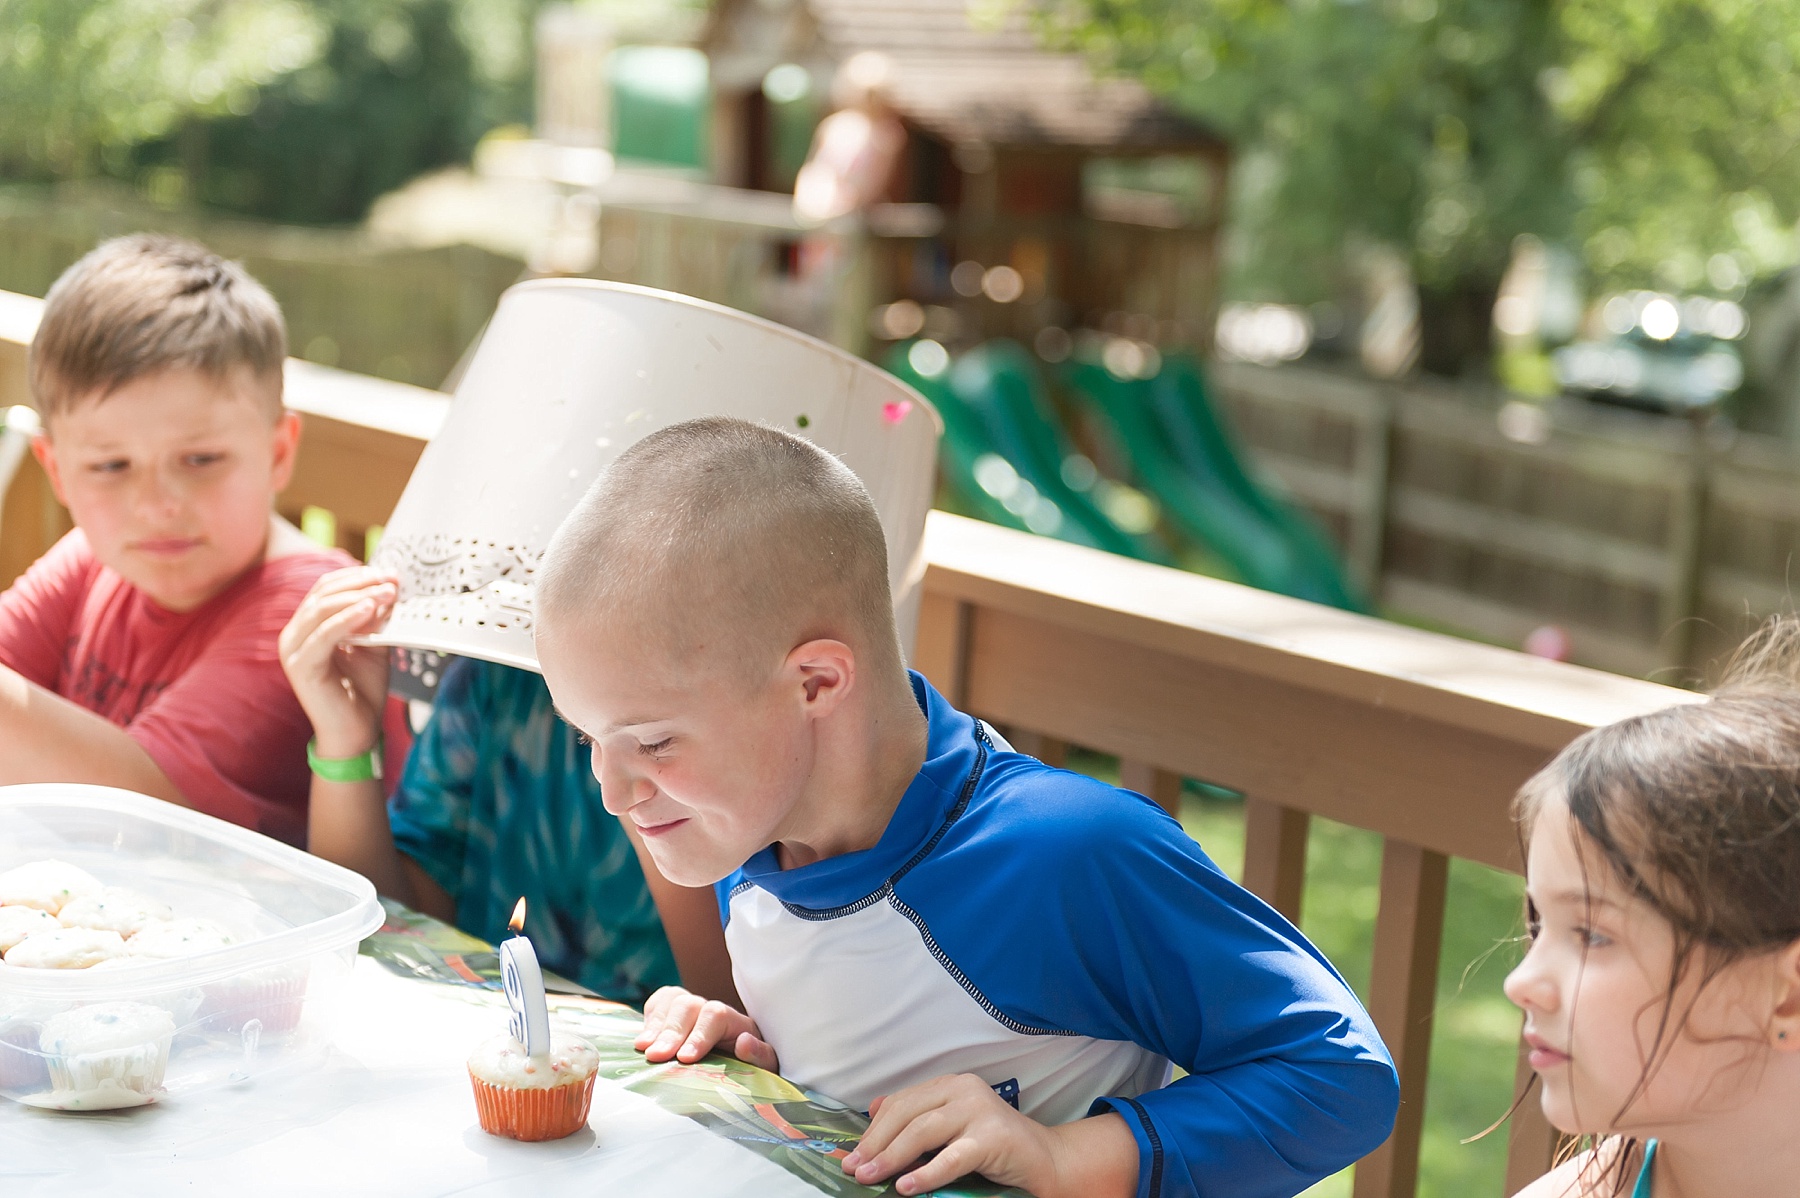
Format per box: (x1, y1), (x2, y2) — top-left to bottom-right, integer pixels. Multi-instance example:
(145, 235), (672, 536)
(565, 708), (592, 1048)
(358, 280), (941, 672)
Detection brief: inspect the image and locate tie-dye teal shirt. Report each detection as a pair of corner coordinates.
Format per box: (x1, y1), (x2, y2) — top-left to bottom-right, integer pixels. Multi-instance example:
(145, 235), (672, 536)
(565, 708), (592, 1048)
(388, 657), (678, 1001)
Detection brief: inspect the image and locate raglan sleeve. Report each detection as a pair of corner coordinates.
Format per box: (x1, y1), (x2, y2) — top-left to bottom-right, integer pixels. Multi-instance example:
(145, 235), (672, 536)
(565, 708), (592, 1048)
(971, 768), (1400, 1198)
(0, 530), (90, 687)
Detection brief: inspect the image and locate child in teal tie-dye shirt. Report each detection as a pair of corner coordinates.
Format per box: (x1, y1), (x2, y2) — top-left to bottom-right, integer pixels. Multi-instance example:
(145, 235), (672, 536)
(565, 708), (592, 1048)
(278, 566), (731, 1004)
(387, 655), (674, 999)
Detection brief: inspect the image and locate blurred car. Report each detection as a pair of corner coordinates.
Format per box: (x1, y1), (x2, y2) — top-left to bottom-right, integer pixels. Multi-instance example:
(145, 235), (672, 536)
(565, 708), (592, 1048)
(1554, 291), (1745, 413)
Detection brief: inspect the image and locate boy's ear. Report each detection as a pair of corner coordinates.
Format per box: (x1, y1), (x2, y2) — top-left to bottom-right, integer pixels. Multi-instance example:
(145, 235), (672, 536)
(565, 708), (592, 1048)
(787, 639), (857, 716)
(269, 411), (302, 492)
(29, 433), (68, 507)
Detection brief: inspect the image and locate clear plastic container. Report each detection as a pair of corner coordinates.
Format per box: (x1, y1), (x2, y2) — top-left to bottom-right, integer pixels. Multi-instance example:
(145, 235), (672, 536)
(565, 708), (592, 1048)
(0, 784), (384, 1109)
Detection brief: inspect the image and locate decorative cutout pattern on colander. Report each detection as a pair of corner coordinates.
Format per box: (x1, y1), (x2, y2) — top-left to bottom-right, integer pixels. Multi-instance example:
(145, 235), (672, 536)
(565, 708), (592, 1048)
(371, 535), (541, 631)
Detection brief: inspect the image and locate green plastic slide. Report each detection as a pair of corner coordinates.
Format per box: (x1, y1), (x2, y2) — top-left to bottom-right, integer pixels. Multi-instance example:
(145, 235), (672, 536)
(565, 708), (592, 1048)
(884, 342), (1169, 562)
(883, 345), (1038, 536)
(1063, 354), (1367, 610)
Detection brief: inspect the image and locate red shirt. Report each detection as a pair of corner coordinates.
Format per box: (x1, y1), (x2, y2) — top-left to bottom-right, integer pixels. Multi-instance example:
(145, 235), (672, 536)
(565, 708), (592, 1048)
(0, 530), (352, 846)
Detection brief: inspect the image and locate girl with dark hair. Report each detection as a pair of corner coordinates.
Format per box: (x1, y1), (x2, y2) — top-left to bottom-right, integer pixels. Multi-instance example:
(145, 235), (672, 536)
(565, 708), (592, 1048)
(1506, 617), (1800, 1197)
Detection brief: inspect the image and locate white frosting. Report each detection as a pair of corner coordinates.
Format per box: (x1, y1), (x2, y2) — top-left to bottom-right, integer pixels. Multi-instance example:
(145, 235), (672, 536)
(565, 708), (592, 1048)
(40, 1002), (177, 1055)
(57, 888), (172, 937)
(37, 1002), (175, 1107)
(0, 860), (102, 914)
(0, 905), (59, 952)
(127, 918), (235, 959)
(466, 1032), (598, 1090)
(3, 927), (127, 969)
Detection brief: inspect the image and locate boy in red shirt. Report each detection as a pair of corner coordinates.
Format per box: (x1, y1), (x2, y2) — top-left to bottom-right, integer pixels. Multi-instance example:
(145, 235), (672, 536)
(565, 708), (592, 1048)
(0, 235), (351, 845)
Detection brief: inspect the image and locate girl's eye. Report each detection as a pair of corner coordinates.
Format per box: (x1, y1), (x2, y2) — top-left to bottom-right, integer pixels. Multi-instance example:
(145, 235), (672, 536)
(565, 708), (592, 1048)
(1525, 917), (1543, 941)
(637, 738), (674, 758)
(1575, 926), (1613, 949)
(88, 459), (129, 475)
(573, 731), (593, 748)
(184, 452), (225, 468)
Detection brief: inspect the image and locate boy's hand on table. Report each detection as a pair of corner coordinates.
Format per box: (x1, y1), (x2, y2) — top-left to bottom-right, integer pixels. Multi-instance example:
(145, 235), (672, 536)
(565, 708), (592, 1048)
(278, 567), (398, 757)
(635, 986), (778, 1070)
(843, 1074), (1138, 1198)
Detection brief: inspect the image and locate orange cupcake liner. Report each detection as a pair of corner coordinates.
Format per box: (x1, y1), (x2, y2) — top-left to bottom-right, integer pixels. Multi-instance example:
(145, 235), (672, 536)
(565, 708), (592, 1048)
(468, 1071), (595, 1141)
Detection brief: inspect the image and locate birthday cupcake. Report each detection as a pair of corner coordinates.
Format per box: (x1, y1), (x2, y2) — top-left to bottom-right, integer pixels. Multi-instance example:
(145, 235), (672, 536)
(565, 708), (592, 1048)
(467, 1031), (599, 1141)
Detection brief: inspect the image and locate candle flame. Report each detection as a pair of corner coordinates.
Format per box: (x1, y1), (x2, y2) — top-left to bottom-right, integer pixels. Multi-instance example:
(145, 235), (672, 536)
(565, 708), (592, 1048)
(508, 897), (527, 933)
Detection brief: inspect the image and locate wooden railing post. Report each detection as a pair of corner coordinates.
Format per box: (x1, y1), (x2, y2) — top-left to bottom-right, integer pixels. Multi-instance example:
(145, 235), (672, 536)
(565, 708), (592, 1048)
(1007, 730), (1068, 769)
(912, 590), (971, 708)
(1242, 797), (1309, 924)
(1354, 840), (1450, 1198)
(1119, 761), (1182, 817)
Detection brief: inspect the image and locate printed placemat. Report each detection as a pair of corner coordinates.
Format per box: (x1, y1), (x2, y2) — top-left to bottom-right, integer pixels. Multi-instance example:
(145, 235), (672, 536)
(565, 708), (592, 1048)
(362, 901), (1026, 1197)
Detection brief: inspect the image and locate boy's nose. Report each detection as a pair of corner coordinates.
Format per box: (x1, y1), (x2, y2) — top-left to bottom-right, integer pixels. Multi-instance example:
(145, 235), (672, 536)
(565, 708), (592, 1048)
(135, 466), (185, 516)
(592, 748), (653, 815)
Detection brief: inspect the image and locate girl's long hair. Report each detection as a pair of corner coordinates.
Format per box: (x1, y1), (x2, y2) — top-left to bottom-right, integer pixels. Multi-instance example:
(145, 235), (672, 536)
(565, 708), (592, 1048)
(1510, 616), (1800, 1195)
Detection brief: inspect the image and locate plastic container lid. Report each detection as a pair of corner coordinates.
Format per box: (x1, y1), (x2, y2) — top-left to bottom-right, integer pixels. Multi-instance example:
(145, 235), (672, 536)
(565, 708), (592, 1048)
(0, 785), (382, 998)
(0, 784), (385, 1108)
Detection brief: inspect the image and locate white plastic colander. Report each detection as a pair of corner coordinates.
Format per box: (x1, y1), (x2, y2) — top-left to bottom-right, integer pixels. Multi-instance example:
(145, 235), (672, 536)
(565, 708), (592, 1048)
(358, 280), (941, 672)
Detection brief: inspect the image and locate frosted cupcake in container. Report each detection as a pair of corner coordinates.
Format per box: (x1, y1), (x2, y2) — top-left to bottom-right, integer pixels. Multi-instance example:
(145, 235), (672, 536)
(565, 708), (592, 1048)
(0, 860), (102, 914)
(467, 1031), (599, 1141)
(0, 905), (59, 952)
(0, 998), (57, 1094)
(56, 888), (172, 937)
(3, 927), (126, 969)
(126, 918), (235, 959)
(32, 1001), (177, 1110)
(198, 962), (310, 1037)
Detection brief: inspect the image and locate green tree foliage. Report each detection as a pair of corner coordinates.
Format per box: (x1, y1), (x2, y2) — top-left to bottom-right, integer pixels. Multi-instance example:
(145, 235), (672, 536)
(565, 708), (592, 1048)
(0, 0), (325, 178)
(1045, 0), (1800, 373)
(133, 2), (510, 223)
(0, 0), (545, 223)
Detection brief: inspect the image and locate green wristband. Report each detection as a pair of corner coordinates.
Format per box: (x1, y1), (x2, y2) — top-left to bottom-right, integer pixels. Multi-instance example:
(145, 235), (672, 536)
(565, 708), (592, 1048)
(307, 738), (383, 783)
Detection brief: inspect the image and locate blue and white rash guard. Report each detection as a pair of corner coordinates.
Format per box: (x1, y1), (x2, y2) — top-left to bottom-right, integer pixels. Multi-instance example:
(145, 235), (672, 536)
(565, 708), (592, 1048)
(718, 673), (1399, 1198)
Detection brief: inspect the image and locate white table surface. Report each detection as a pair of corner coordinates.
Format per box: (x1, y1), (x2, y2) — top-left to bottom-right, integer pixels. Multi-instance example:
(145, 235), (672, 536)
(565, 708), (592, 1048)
(0, 955), (825, 1198)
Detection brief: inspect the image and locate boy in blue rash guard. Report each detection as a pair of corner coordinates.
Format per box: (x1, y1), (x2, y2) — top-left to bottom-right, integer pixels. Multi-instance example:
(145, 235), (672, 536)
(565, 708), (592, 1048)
(534, 417), (1398, 1198)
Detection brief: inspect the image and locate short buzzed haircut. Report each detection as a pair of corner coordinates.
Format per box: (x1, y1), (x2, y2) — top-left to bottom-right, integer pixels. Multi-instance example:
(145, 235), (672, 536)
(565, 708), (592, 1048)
(29, 234), (286, 421)
(537, 417), (902, 687)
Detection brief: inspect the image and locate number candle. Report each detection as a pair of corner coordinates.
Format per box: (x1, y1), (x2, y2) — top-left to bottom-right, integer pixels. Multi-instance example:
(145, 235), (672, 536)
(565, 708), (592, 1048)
(499, 897), (550, 1056)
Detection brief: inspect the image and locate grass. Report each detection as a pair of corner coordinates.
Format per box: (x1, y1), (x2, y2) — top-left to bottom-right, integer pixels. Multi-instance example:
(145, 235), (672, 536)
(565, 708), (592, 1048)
(1066, 750), (1528, 1198)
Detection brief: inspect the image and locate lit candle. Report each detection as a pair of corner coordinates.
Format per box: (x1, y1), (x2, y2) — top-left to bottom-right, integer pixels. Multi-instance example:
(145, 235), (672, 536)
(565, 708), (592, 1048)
(499, 897), (550, 1056)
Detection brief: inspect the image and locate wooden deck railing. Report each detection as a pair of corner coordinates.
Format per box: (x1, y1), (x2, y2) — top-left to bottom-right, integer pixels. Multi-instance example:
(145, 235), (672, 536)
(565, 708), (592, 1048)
(0, 289), (1697, 1198)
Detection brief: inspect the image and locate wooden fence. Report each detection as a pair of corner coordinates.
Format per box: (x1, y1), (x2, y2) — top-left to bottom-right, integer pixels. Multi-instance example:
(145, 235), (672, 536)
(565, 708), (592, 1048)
(1214, 361), (1800, 682)
(0, 287), (1699, 1198)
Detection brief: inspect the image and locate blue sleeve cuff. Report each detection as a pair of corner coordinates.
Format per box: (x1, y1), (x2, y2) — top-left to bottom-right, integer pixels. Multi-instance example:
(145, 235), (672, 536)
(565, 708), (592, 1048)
(1091, 1095), (1163, 1198)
